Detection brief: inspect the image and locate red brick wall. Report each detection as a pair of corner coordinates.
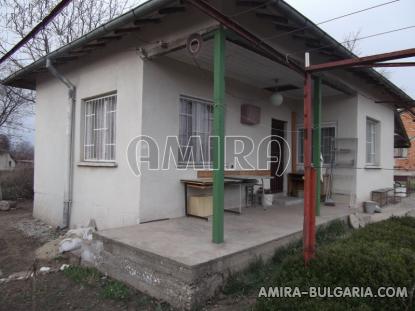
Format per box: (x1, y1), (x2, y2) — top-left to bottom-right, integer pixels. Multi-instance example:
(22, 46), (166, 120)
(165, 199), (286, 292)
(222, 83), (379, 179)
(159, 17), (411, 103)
(395, 112), (415, 169)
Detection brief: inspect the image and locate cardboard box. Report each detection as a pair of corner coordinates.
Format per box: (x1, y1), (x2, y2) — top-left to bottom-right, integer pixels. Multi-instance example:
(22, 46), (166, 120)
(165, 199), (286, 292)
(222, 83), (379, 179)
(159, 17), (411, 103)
(188, 195), (212, 217)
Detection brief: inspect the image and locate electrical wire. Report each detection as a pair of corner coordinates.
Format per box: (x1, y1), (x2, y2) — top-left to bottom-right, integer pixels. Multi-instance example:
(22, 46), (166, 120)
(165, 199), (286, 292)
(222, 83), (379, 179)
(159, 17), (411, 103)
(261, 0), (401, 41)
(288, 25), (415, 56)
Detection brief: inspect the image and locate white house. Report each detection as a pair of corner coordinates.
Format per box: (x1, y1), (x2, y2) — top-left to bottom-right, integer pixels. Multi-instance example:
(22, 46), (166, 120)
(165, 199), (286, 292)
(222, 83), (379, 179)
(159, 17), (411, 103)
(3, 0), (413, 230)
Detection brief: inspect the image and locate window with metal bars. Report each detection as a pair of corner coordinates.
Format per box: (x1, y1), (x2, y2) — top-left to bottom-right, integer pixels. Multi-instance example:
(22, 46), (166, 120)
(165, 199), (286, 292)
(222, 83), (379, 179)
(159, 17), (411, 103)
(83, 93), (117, 162)
(178, 95), (213, 167)
(297, 126), (336, 165)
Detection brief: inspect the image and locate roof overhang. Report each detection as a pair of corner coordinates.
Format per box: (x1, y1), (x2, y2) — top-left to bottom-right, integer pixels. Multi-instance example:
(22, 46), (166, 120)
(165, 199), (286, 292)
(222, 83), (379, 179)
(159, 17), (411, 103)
(1, 0), (414, 111)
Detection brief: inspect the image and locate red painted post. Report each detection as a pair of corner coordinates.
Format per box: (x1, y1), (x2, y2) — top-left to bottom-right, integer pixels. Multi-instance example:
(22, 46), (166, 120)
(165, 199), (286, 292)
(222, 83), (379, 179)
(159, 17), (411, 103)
(309, 168), (317, 255)
(303, 72), (315, 265)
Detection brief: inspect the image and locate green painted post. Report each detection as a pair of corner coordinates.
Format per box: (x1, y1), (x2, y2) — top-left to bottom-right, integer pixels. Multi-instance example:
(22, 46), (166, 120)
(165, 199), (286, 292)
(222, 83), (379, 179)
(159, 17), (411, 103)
(313, 77), (322, 216)
(212, 27), (225, 243)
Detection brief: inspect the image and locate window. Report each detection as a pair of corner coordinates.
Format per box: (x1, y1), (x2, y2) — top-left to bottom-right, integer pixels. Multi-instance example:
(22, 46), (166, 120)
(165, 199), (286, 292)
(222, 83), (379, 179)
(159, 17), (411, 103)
(366, 118), (379, 165)
(297, 126), (336, 164)
(179, 96), (213, 166)
(83, 93), (117, 162)
(394, 148), (408, 158)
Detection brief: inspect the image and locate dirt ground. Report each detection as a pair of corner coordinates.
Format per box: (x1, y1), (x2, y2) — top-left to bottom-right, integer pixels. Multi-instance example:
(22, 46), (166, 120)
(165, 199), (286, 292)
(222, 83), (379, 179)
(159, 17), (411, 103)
(0, 201), (252, 311)
(0, 201), (54, 276)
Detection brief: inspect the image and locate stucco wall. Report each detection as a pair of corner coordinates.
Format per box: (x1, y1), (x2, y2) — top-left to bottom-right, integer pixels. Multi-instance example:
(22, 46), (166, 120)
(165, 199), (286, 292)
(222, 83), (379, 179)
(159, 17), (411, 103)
(293, 94), (358, 203)
(139, 56), (294, 222)
(355, 94), (394, 205)
(0, 153), (16, 171)
(35, 49), (143, 229)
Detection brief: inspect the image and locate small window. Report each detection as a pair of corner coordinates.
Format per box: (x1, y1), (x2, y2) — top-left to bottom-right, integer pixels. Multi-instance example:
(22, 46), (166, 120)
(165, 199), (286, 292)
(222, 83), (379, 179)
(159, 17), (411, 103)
(178, 96), (213, 166)
(394, 148), (408, 158)
(297, 126), (336, 164)
(83, 93), (117, 162)
(366, 118), (380, 165)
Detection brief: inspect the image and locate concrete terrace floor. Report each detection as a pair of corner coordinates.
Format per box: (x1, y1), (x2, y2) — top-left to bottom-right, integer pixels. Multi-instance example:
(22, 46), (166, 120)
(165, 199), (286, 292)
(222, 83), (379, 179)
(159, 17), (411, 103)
(97, 203), (352, 267)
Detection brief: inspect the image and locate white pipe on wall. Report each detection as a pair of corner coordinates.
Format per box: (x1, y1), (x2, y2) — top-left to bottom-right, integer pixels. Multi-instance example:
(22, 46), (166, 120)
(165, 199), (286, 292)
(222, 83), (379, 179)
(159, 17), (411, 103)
(46, 58), (75, 228)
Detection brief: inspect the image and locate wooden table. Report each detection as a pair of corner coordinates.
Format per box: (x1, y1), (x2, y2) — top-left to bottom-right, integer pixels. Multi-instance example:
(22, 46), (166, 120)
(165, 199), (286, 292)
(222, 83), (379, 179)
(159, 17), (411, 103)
(180, 177), (258, 220)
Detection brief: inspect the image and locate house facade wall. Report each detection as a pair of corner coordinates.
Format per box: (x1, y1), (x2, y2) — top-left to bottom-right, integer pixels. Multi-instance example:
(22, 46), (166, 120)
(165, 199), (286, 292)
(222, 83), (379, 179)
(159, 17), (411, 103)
(395, 112), (415, 169)
(355, 94), (394, 204)
(293, 95), (358, 203)
(34, 49), (143, 229)
(0, 153), (16, 171)
(32, 47), (397, 228)
(139, 56), (294, 222)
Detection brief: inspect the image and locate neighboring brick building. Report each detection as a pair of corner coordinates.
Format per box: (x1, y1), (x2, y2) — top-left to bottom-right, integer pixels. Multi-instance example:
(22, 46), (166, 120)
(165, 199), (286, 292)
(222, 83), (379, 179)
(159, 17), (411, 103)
(395, 111), (415, 169)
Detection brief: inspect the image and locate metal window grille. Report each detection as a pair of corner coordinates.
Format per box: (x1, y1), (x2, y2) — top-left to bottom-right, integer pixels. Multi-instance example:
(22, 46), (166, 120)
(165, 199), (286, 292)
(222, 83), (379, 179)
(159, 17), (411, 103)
(84, 94), (117, 161)
(178, 96), (213, 166)
(297, 126), (336, 164)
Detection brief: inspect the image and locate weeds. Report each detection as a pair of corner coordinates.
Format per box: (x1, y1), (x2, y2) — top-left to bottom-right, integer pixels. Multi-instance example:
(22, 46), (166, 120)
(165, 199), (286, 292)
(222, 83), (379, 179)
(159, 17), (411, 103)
(63, 266), (130, 301)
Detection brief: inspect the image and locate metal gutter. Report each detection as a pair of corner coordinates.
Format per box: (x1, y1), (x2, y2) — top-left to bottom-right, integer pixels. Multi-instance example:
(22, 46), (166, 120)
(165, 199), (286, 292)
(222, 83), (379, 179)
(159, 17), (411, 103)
(46, 58), (75, 228)
(2, 0), (176, 89)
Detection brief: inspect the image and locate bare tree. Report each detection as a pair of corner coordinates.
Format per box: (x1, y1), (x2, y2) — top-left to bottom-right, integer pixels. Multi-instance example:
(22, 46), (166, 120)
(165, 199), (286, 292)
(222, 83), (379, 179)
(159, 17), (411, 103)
(0, 0), (131, 137)
(342, 29), (391, 79)
(342, 29), (362, 56)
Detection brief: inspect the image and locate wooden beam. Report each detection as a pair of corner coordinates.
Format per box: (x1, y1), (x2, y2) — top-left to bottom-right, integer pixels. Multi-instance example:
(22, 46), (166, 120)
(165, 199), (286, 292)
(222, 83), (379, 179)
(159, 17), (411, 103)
(134, 18), (161, 26)
(114, 27), (141, 34)
(307, 48), (415, 72)
(83, 43), (106, 49)
(97, 35), (122, 41)
(144, 24), (219, 58)
(159, 6), (186, 14)
(291, 111), (297, 173)
(255, 12), (288, 24)
(236, 0), (267, 7)
(273, 22), (299, 32)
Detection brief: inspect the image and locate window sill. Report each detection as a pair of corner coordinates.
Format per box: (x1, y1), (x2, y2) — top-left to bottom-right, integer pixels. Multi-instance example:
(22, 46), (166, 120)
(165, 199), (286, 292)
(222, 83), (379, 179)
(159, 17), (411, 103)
(77, 161), (118, 168)
(364, 165), (381, 170)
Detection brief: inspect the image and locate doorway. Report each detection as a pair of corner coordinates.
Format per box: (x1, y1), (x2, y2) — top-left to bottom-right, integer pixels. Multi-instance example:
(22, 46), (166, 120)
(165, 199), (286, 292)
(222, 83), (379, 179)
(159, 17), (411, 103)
(271, 119), (285, 193)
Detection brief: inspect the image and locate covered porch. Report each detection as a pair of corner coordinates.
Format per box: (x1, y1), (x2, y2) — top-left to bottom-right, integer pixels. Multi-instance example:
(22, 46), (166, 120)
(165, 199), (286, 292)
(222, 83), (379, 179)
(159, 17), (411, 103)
(92, 203), (352, 309)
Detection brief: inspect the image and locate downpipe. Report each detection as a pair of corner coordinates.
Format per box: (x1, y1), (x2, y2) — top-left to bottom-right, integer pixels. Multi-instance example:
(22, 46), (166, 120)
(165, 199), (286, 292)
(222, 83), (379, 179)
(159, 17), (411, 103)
(46, 58), (75, 229)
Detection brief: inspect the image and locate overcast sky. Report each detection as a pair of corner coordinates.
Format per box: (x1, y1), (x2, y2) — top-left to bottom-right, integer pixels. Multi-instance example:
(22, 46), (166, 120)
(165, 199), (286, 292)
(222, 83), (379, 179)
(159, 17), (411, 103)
(285, 0), (415, 97)
(5, 0), (415, 142)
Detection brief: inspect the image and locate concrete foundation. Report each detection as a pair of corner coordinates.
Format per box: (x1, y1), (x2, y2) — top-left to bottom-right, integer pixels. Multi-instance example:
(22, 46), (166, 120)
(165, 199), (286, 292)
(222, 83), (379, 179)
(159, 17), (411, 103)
(90, 204), (352, 309)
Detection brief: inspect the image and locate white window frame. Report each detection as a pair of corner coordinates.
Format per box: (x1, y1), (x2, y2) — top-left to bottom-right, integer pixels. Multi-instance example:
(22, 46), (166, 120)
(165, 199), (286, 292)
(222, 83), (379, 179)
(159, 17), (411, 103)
(178, 95), (213, 168)
(366, 117), (380, 166)
(297, 122), (337, 166)
(82, 93), (117, 163)
(394, 148), (408, 159)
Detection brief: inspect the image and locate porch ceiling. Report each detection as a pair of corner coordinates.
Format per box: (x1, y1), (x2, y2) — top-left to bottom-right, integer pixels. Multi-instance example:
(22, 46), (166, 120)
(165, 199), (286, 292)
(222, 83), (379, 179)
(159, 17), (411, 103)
(169, 39), (343, 99)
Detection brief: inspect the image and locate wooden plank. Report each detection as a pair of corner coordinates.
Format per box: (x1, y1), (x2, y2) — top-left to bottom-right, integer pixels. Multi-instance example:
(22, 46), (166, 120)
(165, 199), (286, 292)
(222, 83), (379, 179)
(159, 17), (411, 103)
(134, 18), (161, 26)
(114, 27), (141, 34)
(255, 12), (288, 24)
(291, 111), (297, 173)
(159, 6), (186, 14)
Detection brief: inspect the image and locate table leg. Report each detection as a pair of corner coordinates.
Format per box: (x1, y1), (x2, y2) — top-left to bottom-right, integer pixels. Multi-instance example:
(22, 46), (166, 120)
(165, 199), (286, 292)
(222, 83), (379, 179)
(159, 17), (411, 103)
(184, 183), (188, 216)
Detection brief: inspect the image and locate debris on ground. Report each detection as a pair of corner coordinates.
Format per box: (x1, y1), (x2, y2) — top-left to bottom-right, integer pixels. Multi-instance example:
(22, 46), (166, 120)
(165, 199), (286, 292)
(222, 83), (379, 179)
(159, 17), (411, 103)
(39, 266), (51, 273)
(60, 264), (70, 271)
(35, 238), (62, 260)
(0, 200), (16, 211)
(14, 217), (60, 243)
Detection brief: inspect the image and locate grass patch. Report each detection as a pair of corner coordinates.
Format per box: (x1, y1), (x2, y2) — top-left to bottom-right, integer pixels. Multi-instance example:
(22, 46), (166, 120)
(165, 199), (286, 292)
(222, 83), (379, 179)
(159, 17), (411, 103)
(100, 279), (131, 300)
(63, 266), (130, 301)
(63, 266), (101, 286)
(254, 217), (415, 310)
(222, 220), (350, 297)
